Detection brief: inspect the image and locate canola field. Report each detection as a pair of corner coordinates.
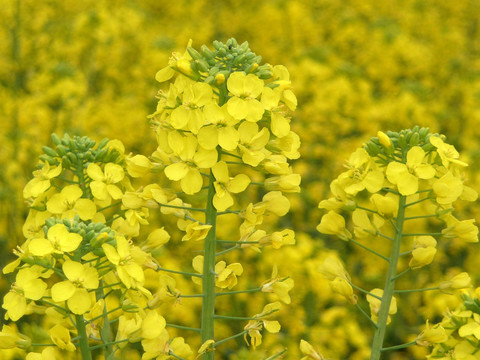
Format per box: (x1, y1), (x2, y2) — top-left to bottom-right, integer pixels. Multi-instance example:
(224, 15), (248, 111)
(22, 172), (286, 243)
(1, 1), (480, 359)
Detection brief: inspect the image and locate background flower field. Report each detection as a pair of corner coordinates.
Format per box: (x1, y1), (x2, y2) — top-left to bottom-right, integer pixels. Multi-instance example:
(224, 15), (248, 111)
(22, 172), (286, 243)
(1, 0), (480, 359)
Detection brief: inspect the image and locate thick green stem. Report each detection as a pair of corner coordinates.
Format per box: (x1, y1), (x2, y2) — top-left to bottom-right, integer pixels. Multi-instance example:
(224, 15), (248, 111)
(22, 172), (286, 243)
(96, 283), (114, 360)
(201, 170), (217, 360)
(75, 314), (93, 360)
(369, 195), (407, 360)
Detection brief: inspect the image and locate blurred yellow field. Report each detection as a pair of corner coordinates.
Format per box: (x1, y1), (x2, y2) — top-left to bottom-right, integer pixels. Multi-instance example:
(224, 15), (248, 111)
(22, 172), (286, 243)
(1, 1), (480, 359)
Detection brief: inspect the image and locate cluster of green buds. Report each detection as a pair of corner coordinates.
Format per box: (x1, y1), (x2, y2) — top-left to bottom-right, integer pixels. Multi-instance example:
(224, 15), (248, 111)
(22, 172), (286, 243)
(316, 126), (478, 359)
(144, 38), (299, 359)
(426, 291), (480, 359)
(157, 38), (273, 87)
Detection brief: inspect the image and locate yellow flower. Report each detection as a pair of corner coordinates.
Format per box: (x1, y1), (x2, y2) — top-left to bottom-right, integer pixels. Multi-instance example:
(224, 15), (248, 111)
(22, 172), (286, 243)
(386, 146), (435, 196)
(367, 288), (397, 324)
(164, 133), (217, 195)
(409, 236), (437, 269)
(46, 185), (96, 220)
(141, 310), (166, 340)
(339, 148), (384, 195)
(126, 154), (153, 178)
(416, 321), (448, 346)
(265, 174), (301, 193)
(2, 267), (48, 321)
(261, 265), (294, 304)
(102, 236), (146, 290)
(243, 303), (282, 349)
(442, 217), (479, 243)
(227, 72), (265, 122)
(51, 260), (99, 315)
(352, 209), (381, 239)
(300, 339), (325, 360)
(262, 191), (290, 216)
(433, 171), (464, 205)
(87, 162), (125, 203)
(182, 221), (211, 241)
(369, 193), (397, 217)
(155, 39), (193, 83)
(29, 223), (83, 257)
(215, 260), (244, 289)
(330, 277), (357, 304)
(169, 81), (215, 133)
(23, 162), (62, 198)
(261, 87), (291, 137)
(439, 272), (472, 290)
(197, 103), (240, 151)
(317, 211), (352, 241)
(212, 161), (250, 211)
(49, 324), (76, 352)
(237, 121), (270, 166)
(26, 347), (56, 360)
(198, 339), (215, 356)
(430, 136), (468, 168)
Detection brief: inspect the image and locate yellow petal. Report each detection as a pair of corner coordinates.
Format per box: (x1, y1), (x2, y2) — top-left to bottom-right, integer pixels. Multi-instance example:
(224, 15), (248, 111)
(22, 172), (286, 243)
(263, 320), (281, 333)
(212, 161), (229, 183)
(165, 162), (189, 181)
(86, 163), (105, 181)
(74, 199), (97, 220)
(68, 288), (91, 315)
(29, 238), (54, 257)
(181, 169), (203, 195)
(51, 281), (76, 302)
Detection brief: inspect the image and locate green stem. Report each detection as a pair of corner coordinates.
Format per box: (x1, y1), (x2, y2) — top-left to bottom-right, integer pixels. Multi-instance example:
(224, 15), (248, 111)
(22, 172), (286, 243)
(350, 239), (389, 262)
(156, 266), (203, 278)
(157, 202), (206, 212)
(264, 349), (288, 360)
(391, 268), (411, 281)
(394, 286), (439, 294)
(216, 245), (240, 256)
(201, 170), (218, 360)
(214, 330), (249, 347)
(96, 283), (114, 360)
(404, 214), (438, 220)
(402, 232), (442, 237)
(381, 341), (417, 352)
(166, 323), (201, 332)
(369, 195), (406, 360)
(355, 303), (378, 328)
(348, 281), (382, 300)
(75, 314), (93, 360)
(216, 287), (262, 296)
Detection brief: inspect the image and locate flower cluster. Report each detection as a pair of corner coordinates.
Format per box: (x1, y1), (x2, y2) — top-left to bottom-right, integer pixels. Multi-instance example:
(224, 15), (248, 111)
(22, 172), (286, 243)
(315, 127), (478, 358)
(426, 291), (480, 359)
(1, 134), (187, 359)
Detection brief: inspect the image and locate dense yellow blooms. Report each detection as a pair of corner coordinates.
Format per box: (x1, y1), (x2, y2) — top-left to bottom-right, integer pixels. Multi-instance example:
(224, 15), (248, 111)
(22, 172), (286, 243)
(1, 1), (480, 359)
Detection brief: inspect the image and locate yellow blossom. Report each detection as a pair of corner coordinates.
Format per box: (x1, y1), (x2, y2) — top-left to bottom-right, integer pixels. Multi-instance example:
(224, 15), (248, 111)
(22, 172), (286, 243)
(51, 260), (99, 315)
(49, 324), (76, 352)
(367, 288), (397, 324)
(87, 162), (125, 203)
(416, 321), (448, 346)
(317, 211), (352, 241)
(212, 161), (250, 211)
(46, 185), (96, 220)
(227, 72), (265, 122)
(23, 162), (62, 198)
(29, 223), (83, 257)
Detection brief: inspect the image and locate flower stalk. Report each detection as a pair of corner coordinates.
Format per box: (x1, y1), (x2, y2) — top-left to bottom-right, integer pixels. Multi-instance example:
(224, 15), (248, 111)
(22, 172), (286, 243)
(369, 195), (406, 360)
